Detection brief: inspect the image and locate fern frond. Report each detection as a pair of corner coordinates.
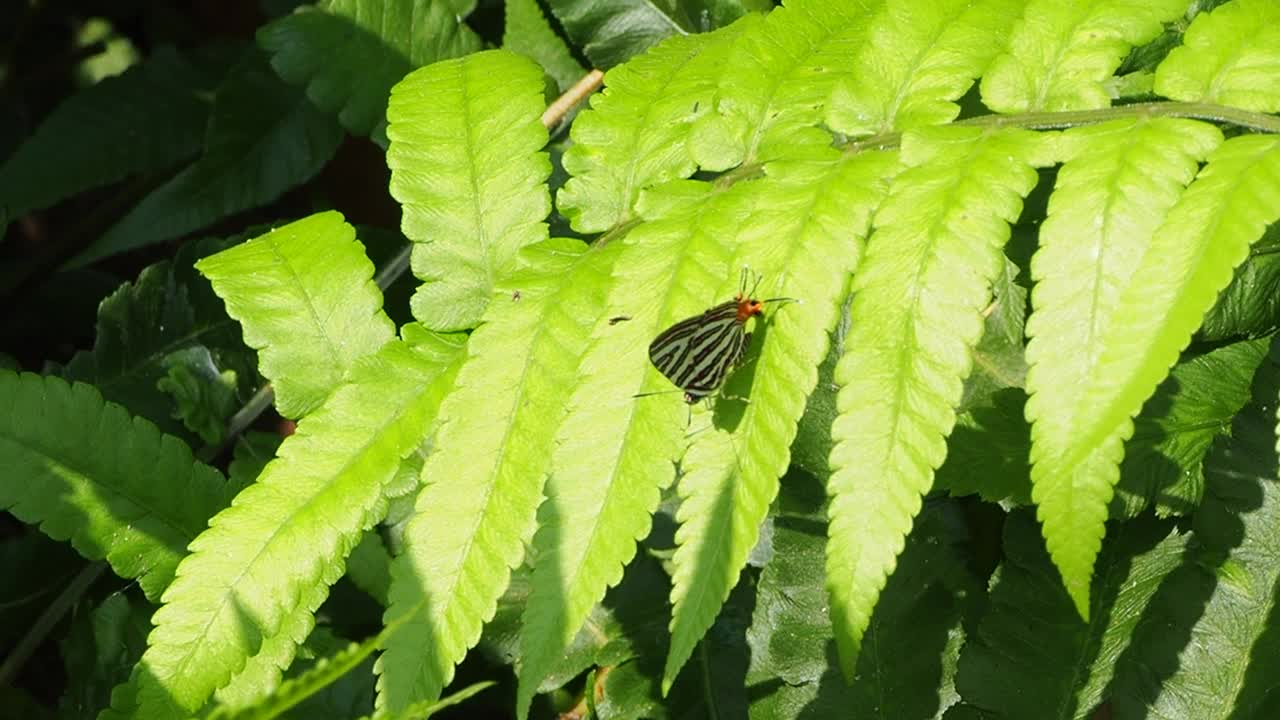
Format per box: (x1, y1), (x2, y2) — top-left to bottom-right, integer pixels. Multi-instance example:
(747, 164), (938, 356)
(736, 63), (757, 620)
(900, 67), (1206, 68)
(374, 238), (616, 711)
(705, 0), (875, 164)
(1110, 350), (1280, 717)
(662, 150), (898, 691)
(386, 50), (551, 331)
(196, 212), (394, 419)
(556, 23), (751, 232)
(980, 0), (1186, 113)
(515, 183), (760, 718)
(953, 512), (1189, 718)
(128, 337), (464, 718)
(1038, 133), (1280, 617)
(0, 372), (234, 601)
(825, 127), (1049, 680)
(258, 0), (482, 141)
(826, 0), (1021, 136)
(1025, 118), (1222, 616)
(1153, 0), (1280, 113)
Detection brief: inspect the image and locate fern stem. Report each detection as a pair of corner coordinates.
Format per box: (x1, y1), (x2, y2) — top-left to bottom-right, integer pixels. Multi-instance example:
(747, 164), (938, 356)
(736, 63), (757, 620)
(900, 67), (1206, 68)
(200, 381), (276, 463)
(593, 215), (642, 248)
(0, 561), (106, 686)
(956, 102), (1280, 134)
(842, 102), (1280, 154)
(713, 163), (765, 189)
(698, 641), (719, 720)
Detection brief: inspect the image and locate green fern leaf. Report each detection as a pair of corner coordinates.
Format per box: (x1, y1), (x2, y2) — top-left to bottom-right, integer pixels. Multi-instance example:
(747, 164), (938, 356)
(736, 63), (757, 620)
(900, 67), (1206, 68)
(825, 126), (1049, 680)
(1154, 0), (1280, 112)
(504, 0), (586, 92)
(386, 50), (551, 331)
(1040, 133), (1280, 617)
(0, 372), (235, 601)
(826, 0), (1022, 136)
(196, 212), (394, 419)
(662, 150), (898, 691)
(980, 0), (1186, 112)
(70, 49), (344, 267)
(556, 23), (750, 232)
(0, 47), (212, 220)
(128, 336), (464, 718)
(259, 0), (482, 142)
(1026, 118), (1222, 617)
(515, 183), (762, 718)
(210, 595), (324, 711)
(374, 238), (616, 711)
(1110, 348), (1280, 718)
(1114, 336), (1269, 518)
(952, 511), (1190, 719)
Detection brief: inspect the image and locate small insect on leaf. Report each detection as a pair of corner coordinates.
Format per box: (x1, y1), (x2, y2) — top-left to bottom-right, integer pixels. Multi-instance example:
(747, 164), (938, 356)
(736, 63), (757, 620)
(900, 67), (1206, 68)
(609, 315), (632, 325)
(511, 290), (521, 302)
(644, 267), (797, 404)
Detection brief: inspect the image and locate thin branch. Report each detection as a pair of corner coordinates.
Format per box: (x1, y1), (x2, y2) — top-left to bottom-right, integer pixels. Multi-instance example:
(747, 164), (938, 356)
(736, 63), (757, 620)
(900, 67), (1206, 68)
(542, 69), (604, 129)
(0, 561), (106, 687)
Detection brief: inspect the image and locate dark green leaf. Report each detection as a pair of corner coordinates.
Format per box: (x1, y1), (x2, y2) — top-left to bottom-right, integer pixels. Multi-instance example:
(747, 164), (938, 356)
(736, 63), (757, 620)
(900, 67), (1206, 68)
(259, 0), (483, 142)
(1199, 225), (1280, 341)
(1109, 341), (1280, 718)
(746, 470), (971, 719)
(679, 0), (772, 31)
(961, 257), (1028, 413)
(936, 388), (1033, 507)
(156, 346), (240, 445)
(0, 46), (218, 221)
(952, 511), (1190, 719)
(58, 594), (150, 720)
(228, 431), (284, 492)
(64, 238), (260, 439)
(1113, 336), (1270, 518)
(70, 49), (344, 266)
(546, 0), (696, 68)
(790, 298), (847, 478)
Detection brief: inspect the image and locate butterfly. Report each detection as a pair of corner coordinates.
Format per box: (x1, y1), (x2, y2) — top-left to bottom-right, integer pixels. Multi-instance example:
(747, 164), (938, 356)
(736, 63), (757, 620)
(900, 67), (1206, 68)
(645, 268), (796, 404)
